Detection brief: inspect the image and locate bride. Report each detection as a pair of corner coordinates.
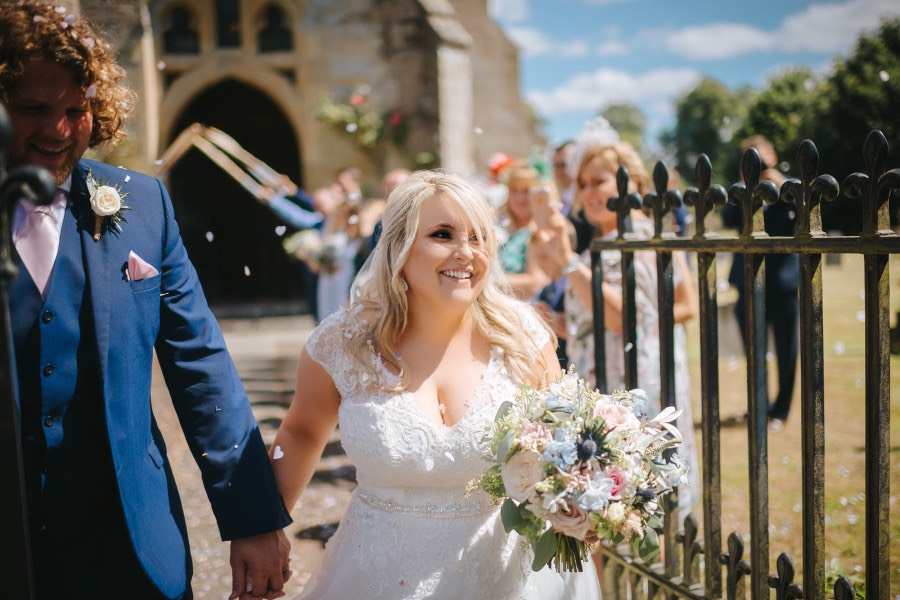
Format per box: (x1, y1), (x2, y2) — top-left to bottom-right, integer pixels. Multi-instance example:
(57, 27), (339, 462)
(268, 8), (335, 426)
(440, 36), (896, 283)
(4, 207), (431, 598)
(270, 171), (601, 599)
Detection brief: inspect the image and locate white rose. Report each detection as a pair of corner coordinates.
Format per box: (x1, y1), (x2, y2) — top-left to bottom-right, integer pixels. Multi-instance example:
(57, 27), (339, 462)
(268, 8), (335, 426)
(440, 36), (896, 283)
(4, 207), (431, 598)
(596, 403), (639, 430)
(605, 502), (625, 524)
(500, 450), (544, 503)
(91, 186), (121, 216)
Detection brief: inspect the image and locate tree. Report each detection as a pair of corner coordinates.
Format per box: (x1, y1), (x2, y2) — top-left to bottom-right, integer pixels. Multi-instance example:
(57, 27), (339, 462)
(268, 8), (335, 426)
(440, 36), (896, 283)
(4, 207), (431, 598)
(660, 78), (748, 186)
(601, 102), (647, 152)
(803, 18), (900, 232)
(727, 68), (818, 179)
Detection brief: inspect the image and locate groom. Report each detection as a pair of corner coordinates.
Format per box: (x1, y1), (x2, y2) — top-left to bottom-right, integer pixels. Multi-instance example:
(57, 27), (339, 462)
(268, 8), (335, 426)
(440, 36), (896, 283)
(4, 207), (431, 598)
(0, 3), (292, 599)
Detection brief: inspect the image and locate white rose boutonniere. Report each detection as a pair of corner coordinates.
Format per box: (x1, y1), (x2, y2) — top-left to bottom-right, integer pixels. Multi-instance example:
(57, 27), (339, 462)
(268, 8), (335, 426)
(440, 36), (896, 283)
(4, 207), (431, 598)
(86, 169), (130, 241)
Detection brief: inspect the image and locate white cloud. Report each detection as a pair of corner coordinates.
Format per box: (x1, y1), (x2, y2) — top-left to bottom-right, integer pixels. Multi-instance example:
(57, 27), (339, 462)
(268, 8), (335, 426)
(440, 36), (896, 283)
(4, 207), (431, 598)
(506, 26), (589, 58)
(666, 23), (772, 60)
(560, 40), (590, 58)
(526, 67), (702, 116)
(778, 0), (900, 54)
(487, 0), (530, 23)
(662, 0), (900, 61)
(596, 40), (629, 57)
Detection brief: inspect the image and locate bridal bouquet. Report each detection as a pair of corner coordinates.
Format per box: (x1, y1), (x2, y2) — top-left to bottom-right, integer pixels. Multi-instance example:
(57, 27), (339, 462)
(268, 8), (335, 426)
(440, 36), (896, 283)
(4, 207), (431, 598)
(472, 370), (688, 572)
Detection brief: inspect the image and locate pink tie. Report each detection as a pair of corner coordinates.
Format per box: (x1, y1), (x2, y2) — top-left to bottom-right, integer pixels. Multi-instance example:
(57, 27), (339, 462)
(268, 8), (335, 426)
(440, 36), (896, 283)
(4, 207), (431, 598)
(16, 200), (61, 296)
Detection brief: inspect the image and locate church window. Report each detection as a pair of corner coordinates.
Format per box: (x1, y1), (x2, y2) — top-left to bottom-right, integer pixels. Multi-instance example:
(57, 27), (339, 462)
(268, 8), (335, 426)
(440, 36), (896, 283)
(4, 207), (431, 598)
(215, 0), (241, 48)
(258, 4), (293, 52)
(162, 5), (199, 54)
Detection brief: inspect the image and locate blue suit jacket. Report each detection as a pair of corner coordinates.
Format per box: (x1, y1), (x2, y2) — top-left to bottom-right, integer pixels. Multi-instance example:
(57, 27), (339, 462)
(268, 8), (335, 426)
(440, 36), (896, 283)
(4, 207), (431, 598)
(17, 159), (292, 597)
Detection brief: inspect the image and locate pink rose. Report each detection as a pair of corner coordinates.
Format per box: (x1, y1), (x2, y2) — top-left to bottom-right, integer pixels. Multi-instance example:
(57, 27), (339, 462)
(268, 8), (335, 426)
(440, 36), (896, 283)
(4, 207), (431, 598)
(519, 422), (552, 452)
(605, 467), (627, 500)
(596, 403), (639, 430)
(500, 450), (544, 503)
(547, 501), (595, 541)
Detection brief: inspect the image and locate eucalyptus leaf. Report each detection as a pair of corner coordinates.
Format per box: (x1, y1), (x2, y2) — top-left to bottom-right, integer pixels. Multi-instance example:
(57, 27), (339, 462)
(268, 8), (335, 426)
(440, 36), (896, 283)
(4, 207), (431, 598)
(638, 526), (660, 561)
(500, 498), (521, 533)
(496, 429), (516, 463)
(532, 529), (557, 571)
(647, 515), (663, 529)
(494, 400), (513, 421)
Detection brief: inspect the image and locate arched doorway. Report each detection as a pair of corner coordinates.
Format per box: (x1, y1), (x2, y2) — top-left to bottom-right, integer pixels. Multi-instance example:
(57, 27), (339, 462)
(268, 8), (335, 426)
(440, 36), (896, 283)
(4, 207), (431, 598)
(168, 79), (305, 309)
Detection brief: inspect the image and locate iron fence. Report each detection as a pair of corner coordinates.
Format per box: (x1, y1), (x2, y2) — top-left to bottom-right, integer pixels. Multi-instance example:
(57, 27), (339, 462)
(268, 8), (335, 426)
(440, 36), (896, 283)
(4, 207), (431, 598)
(592, 131), (898, 599)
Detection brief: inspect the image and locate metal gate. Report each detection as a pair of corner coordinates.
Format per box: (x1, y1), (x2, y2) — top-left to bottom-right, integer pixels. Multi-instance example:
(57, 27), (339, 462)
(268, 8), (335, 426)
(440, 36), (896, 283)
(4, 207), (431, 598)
(591, 131), (898, 599)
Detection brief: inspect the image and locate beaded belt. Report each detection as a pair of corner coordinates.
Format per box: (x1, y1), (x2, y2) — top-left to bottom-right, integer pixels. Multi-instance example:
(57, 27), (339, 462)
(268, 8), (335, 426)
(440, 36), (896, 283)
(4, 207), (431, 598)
(355, 489), (496, 518)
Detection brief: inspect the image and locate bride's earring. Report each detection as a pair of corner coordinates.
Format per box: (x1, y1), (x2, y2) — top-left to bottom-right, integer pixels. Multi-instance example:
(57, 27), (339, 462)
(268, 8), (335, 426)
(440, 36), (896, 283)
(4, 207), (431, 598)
(401, 278), (409, 291)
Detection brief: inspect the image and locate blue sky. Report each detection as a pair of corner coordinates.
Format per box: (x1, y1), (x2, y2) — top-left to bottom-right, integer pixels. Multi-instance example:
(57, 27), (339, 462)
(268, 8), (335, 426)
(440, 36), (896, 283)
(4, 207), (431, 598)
(487, 0), (900, 149)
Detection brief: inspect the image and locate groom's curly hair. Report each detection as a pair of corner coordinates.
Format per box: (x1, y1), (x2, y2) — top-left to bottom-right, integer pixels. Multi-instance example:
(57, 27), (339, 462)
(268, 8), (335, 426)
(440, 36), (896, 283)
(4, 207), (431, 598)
(0, 1), (136, 148)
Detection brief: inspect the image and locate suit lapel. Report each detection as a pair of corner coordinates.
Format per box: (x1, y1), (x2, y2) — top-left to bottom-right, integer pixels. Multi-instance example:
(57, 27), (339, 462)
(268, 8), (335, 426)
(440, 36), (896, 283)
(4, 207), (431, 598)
(72, 163), (111, 379)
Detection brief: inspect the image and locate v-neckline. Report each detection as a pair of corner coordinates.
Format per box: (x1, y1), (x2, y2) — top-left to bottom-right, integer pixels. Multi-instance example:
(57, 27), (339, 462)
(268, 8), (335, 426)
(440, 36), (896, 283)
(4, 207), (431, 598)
(400, 347), (499, 431)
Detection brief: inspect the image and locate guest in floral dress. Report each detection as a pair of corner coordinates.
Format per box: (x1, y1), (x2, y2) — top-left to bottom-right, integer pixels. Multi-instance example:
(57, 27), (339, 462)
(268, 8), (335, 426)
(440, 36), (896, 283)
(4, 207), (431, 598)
(534, 122), (700, 510)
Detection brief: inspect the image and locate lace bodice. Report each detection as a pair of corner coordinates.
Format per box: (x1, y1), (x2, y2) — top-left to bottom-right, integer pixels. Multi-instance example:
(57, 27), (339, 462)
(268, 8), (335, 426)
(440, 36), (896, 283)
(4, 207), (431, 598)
(294, 303), (604, 600)
(306, 303), (549, 499)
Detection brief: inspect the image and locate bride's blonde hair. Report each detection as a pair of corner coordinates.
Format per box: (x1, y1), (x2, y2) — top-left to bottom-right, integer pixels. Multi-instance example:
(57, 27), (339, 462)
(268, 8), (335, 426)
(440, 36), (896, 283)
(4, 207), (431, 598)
(349, 170), (555, 390)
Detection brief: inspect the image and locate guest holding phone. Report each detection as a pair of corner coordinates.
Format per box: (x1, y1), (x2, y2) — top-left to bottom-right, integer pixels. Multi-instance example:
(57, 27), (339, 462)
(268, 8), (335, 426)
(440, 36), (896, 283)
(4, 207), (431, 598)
(497, 162), (552, 299)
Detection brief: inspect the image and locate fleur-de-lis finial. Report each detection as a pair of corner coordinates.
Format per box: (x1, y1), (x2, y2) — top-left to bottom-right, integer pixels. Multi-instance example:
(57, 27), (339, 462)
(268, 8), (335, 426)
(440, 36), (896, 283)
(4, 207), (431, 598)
(843, 130), (900, 237)
(722, 531), (751, 599)
(778, 140), (839, 238)
(607, 165), (642, 238)
(727, 147), (779, 238)
(682, 154), (726, 238)
(767, 553), (803, 600)
(642, 161), (683, 239)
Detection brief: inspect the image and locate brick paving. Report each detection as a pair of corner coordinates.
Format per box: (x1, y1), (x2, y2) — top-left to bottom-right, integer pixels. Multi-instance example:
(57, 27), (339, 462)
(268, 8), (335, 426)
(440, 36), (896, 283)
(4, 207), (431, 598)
(151, 314), (351, 600)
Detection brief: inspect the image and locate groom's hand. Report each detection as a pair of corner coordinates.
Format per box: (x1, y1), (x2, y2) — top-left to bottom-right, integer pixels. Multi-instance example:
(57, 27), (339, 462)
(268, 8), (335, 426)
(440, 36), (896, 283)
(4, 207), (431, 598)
(229, 529), (292, 599)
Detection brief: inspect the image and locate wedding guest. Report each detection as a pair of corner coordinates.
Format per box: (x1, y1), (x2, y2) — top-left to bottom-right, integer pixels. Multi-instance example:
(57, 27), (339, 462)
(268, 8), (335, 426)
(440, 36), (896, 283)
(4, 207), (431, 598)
(535, 119), (699, 509)
(0, 3), (291, 598)
(722, 134), (796, 432)
(269, 170), (600, 599)
(498, 162), (552, 299)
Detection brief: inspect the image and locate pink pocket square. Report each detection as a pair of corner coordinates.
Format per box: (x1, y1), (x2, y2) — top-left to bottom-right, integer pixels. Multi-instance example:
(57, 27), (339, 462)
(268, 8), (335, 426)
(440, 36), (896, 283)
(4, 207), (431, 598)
(127, 251), (160, 281)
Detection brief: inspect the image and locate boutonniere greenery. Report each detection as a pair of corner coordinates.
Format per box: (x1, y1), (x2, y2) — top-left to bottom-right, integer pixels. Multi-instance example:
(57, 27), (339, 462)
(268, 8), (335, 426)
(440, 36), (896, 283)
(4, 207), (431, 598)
(86, 169), (130, 241)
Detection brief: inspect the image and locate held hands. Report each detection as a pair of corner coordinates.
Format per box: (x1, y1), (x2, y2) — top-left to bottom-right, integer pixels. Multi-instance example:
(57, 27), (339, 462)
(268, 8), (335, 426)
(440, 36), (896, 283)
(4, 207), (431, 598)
(229, 529), (292, 600)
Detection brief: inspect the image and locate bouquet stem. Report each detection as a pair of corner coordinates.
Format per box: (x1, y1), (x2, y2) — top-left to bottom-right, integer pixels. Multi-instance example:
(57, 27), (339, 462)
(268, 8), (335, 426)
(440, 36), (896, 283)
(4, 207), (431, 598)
(555, 535), (590, 572)
(93, 215), (103, 241)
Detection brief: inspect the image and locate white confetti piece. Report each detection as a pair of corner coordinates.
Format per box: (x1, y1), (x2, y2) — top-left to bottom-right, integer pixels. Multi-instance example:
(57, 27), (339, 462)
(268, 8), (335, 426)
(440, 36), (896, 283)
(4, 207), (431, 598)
(273, 445), (284, 460)
(444, 452), (454, 462)
(275, 225), (287, 236)
(243, 265), (251, 276)
(424, 458), (434, 471)
(856, 310), (865, 323)
(474, 127), (483, 135)
(205, 231), (214, 242)
(623, 342), (634, 353)
(124, 175), (131, 182)
(834, 341), (845, 356)
(880, 70), (890, 82)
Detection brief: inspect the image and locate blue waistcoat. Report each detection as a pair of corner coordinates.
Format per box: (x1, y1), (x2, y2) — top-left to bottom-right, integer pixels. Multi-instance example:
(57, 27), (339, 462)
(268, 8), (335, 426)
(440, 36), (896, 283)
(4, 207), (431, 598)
(11, 201), (117, 536)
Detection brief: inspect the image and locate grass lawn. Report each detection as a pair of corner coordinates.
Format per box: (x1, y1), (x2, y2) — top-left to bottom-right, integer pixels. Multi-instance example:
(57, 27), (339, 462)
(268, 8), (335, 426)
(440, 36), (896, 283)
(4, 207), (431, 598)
(681, 254), (900, 596)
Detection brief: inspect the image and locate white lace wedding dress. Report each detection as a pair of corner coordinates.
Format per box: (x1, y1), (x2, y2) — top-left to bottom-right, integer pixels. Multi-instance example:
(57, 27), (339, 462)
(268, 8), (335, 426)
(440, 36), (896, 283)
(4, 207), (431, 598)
(295, 303), (601, 600)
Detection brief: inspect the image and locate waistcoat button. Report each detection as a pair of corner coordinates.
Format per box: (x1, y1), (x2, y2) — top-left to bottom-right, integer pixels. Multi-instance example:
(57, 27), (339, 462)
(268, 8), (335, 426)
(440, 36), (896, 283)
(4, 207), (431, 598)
(43, 364), (55, 376)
